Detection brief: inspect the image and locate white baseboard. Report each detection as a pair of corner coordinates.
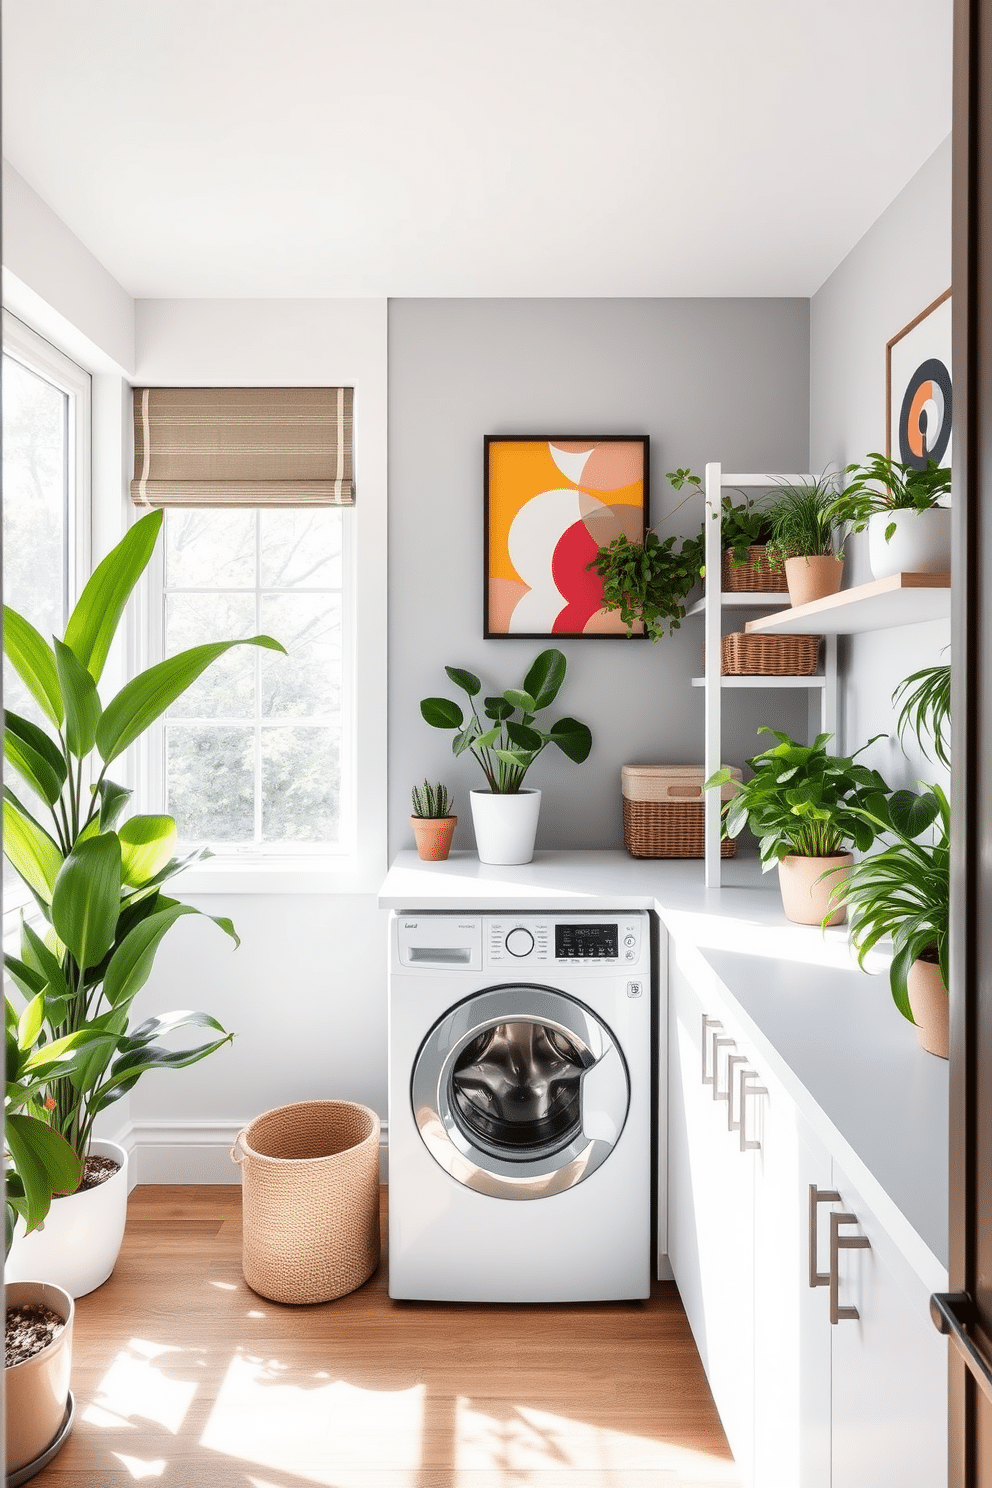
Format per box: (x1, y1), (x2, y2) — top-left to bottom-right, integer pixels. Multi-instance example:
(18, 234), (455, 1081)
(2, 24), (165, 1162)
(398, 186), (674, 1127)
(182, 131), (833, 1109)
(110, 1118), (389, 1186)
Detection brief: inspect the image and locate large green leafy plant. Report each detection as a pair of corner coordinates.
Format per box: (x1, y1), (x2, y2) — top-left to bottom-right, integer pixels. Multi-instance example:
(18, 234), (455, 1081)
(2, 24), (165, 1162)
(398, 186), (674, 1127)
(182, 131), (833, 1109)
(827, 453), (952, 539)
(3, 509), (285, 1172)
(420, 648), (592, 793)
(706, 728), (892, 868)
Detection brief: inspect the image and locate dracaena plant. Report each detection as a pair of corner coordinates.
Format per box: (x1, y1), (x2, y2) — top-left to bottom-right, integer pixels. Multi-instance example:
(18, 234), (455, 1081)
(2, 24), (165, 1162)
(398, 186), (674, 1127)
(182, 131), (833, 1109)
(420, 648), (592, 793)
(3, 508), (285, 1173)
(705, 728), (892, 868)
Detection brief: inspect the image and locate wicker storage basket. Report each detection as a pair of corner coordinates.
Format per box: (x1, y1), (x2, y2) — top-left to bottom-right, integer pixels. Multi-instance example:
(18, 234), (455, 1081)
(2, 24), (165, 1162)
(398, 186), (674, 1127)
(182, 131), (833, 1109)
(721, 545), (787, 593)
(622, 764), (742, 859)
(721, 632), (820, 676)
(232, 1099), (380, 1304)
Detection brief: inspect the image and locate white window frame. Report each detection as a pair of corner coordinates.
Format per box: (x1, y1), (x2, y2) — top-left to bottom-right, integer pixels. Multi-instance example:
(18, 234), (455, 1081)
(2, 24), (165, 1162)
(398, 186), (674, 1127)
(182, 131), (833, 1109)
(2, 312), (92, 932)
(138, 507), (358, 869)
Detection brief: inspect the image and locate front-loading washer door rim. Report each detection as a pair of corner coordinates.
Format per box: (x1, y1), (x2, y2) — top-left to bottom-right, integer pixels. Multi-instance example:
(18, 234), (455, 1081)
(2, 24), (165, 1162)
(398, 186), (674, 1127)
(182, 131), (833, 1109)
(411, 982), (630, 1201)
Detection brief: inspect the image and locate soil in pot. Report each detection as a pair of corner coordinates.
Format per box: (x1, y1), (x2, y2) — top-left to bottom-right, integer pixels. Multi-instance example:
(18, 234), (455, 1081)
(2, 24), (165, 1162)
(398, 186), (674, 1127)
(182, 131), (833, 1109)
(5, 1302), (67, 1368)
(71, 1153), (120, 1192)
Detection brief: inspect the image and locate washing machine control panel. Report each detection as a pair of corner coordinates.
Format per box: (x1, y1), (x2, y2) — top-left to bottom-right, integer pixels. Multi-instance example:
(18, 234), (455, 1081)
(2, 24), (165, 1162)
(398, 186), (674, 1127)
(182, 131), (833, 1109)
(485, 915), (645, 967)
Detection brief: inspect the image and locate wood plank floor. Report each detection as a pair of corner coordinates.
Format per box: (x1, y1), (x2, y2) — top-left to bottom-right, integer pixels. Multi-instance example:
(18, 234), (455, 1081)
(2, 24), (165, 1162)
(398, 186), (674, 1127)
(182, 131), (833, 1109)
(35, 1185), (740, 1488)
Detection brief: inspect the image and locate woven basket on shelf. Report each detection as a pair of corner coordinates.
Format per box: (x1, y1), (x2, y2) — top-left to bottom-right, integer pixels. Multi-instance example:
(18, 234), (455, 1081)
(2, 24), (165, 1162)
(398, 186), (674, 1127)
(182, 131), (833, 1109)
(721, 545), (787, 593)
(622, 764), (742, 859)
(721, 632), (820, 676)
(232, 1099), (380, 1305)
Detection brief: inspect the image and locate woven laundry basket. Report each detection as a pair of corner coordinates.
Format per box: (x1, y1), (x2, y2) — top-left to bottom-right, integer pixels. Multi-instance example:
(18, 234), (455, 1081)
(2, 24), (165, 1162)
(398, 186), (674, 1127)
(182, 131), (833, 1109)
(232, 1099), (380, 1305)
(622, 764), (742, 859)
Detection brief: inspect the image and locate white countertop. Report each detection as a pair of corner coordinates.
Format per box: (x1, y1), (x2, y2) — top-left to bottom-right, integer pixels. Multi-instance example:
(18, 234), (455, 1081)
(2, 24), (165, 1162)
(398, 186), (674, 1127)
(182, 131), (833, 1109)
(379, 849), (949, 1288)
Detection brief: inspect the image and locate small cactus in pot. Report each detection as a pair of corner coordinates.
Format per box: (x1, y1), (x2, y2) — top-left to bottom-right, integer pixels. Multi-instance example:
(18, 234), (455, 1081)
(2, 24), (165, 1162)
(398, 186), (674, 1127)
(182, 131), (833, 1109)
(410, 781), (457, 861)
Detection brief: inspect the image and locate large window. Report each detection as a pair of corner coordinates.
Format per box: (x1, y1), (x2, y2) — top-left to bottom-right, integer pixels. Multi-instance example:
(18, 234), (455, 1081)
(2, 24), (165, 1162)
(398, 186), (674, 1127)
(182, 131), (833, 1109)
(152, 507), (350, 854)
(2, 315), (90, 908)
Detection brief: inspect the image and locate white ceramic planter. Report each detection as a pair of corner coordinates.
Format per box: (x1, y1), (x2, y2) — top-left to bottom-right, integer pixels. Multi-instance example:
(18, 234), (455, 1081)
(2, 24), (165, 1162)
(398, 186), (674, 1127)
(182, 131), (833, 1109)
(470, 788), (541, 865)
(6, 1138), (129, 1298)
(5, 1280), (74, 1475)
(868, 507), (951, 579)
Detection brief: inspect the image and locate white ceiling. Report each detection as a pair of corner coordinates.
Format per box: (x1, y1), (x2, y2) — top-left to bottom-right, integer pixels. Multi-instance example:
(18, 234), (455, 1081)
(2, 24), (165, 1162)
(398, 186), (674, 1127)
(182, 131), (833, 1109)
(2, 0), (952, 300)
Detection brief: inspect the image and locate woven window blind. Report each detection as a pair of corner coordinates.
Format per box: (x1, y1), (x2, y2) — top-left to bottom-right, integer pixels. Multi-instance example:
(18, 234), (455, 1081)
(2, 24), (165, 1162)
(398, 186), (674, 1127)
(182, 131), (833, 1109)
(130, 386), (354, 507)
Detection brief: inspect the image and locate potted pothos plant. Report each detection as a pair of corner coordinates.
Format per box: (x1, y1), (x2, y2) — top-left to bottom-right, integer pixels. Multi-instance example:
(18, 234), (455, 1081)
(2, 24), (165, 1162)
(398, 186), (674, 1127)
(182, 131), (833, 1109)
(3, 508), (285, 1297)
(764, 474), (846, 607)
(830, 784), (949, 1059)
(667, 468), (785, 592)
(420, 648), (592, 865)
(828, 452), (952, 579)
(706, 728), (891, 925)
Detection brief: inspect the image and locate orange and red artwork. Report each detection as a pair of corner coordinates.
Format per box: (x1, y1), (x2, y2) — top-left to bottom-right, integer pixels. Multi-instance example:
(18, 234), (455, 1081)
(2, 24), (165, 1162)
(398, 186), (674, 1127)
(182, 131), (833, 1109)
(484, 436), (649, 637)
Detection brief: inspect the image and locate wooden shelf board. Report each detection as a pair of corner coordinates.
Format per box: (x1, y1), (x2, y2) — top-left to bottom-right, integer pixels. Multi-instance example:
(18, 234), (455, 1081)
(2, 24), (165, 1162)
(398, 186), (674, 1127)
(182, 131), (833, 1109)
(686, 592), (791, 617)
(744, 572), (951, 636)
(691, 674), (827, 689)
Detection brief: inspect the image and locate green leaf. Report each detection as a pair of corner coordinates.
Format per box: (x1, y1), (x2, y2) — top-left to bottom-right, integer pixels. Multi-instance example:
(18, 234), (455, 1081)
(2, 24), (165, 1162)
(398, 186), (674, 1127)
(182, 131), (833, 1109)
(20, 921), (70, 1005)
(63, 510), (164, 682)
(421, 697), (464, 729)
(5, 1113), (82, 1230)
(506, 721), (543, 752)
(889, 788), (940, 839)
(473, 727), (501, 750)
(4, 711), (67, 806)
(91, 1013), (233, 1110)
(17, 992), (44, 1051)
(103, 903), (237, 1010)
(51, 832), (122, 973)
(118, 816), (178, 887)
(3, 797), (63, 901)
(523, 649), (566, 710)
(444, 667), (481, 697)
(96, 637), (286, 764)
(494, 749), (532, 767)
(483, 696), (514, 722)
(3, 607), (64, 726)
(95, 779), (133, 832)
(548, 717), (593, 763)
(503, 689), (536, 713)
(54, 639), (102, 757)
(4, 953), (47, 1002)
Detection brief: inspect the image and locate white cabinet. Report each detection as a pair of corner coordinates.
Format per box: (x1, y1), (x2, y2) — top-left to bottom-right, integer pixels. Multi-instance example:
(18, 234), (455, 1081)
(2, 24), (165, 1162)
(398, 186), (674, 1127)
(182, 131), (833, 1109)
(667, 941), (947, 1488)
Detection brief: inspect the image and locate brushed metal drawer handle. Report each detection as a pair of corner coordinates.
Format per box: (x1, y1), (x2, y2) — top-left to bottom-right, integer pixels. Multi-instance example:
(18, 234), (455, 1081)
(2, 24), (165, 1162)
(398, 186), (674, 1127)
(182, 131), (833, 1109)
(808, 1185), (842, 1288)
(701, 1015), (722, 1084)
(711, 1035), (736, 1102)
(830, 1211), (871, 1323)
(739, 1067), (767, 1152)
(726, 1054), (748, 1129)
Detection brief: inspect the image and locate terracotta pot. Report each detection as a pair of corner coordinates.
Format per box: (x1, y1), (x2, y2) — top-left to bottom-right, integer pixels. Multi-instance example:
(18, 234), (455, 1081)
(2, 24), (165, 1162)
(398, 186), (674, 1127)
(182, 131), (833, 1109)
(777, 853), (853, 926)
(411, 815), (457, 861)
(5, 1280), (74, 1475)
(784, 554), (844, 608)
(907, 957), (949, 1059)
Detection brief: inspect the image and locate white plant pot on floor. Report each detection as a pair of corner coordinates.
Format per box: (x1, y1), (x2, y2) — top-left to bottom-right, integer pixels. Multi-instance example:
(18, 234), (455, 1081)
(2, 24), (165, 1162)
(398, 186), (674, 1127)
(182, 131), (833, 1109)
(868, 508), (952, 579)
(470, 788), (541, 865)
(6, 1138), (129, 1299)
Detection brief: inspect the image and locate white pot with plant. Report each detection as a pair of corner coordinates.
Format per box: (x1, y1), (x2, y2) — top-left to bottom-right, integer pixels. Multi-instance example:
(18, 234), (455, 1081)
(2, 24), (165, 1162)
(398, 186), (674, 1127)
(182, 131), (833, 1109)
(764, 475), (846, 608)
(420, 648), (592, 865)
(829, 452), (952, 580)
(3, 510), (285, 1297)
(706, 727), (891, 926)
(409, 780), (457, 861)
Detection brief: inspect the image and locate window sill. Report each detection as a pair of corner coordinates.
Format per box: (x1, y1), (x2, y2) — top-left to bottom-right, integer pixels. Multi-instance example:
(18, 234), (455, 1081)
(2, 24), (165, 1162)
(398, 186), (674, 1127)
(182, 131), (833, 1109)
(169, 853), (382, 896)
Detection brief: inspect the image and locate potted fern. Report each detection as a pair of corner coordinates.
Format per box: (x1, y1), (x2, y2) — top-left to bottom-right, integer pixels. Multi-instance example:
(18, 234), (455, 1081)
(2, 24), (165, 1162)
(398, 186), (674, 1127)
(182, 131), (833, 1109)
(420, 648), (591, 864)
(827, 453), (952, 579)
(3, 509), (284, 1296)
(410, 781), (457, 861)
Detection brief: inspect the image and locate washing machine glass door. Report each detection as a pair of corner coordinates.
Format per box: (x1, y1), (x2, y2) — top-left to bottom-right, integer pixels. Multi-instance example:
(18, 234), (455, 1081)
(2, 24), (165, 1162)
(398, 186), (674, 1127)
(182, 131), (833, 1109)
(411, 984), (629, 1200)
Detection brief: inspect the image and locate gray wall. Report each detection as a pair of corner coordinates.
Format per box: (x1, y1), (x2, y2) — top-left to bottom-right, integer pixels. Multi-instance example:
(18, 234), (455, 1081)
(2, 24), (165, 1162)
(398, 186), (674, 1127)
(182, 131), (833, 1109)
(388, 297), (810, 855)
(810, 135), (952, 790)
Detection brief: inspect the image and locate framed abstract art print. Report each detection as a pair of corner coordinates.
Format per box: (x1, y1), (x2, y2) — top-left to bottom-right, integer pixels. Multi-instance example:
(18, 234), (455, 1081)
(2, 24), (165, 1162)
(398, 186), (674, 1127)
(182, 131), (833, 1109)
(887, 288), (953, 470)
(484, 435), (649, 638)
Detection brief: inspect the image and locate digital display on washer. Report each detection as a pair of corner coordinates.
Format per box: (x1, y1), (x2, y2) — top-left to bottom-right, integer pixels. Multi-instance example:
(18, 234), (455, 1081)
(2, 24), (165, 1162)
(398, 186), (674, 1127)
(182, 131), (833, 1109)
(555, 923), (618, 959)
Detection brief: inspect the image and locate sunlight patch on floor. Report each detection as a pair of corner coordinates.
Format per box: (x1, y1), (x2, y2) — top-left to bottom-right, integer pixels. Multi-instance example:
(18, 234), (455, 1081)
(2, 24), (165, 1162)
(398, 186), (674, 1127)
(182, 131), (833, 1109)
(455, 1399), (739, 1485)
(91, 1338), (199, 1433)
(200, 1350), (426, 1485)
(112, 1452), (167, 1479)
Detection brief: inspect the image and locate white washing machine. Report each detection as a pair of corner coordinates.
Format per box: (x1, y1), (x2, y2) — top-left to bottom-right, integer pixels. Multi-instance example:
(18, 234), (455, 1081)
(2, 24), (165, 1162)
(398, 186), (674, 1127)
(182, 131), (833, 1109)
(387, 909), (651, 1302)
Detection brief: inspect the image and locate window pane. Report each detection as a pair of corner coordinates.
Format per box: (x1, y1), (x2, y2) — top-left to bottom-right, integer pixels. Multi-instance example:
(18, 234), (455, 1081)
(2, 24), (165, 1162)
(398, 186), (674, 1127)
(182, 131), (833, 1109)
(165, 509), (255, 588)
(261, 593), (341, 719)
(260, 508), (341, 589)
(165, 593), (257, 718)
(261, 728), (340, 843)
(167, 726), (254, 842)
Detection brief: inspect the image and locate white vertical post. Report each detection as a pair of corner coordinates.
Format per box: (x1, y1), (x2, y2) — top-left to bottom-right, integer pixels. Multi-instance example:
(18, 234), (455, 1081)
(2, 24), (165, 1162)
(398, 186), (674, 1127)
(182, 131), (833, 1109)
(704, 462), (723, 887)
(822, 633), (838, 740)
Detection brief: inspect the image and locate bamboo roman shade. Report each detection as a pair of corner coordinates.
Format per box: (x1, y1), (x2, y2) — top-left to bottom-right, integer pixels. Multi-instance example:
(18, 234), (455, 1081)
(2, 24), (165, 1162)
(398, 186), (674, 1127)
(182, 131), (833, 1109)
(131, 386), (354, 507)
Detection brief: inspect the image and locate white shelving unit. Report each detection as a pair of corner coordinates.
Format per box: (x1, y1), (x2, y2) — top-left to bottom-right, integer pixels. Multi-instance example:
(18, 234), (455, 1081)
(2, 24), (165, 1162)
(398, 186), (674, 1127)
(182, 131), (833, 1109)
(694, 462), (838, 888)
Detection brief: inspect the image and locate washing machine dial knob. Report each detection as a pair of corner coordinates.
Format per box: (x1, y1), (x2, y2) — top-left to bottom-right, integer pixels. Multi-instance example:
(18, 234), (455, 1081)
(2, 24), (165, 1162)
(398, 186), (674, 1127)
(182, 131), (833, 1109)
(505, 927), (535, 958)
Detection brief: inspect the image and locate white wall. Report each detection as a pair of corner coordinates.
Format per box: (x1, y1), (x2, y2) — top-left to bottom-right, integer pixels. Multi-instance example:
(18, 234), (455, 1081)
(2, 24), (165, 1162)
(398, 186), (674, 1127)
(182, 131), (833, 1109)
(810, 135), (952, 790)
(387, 297), (812, 857)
